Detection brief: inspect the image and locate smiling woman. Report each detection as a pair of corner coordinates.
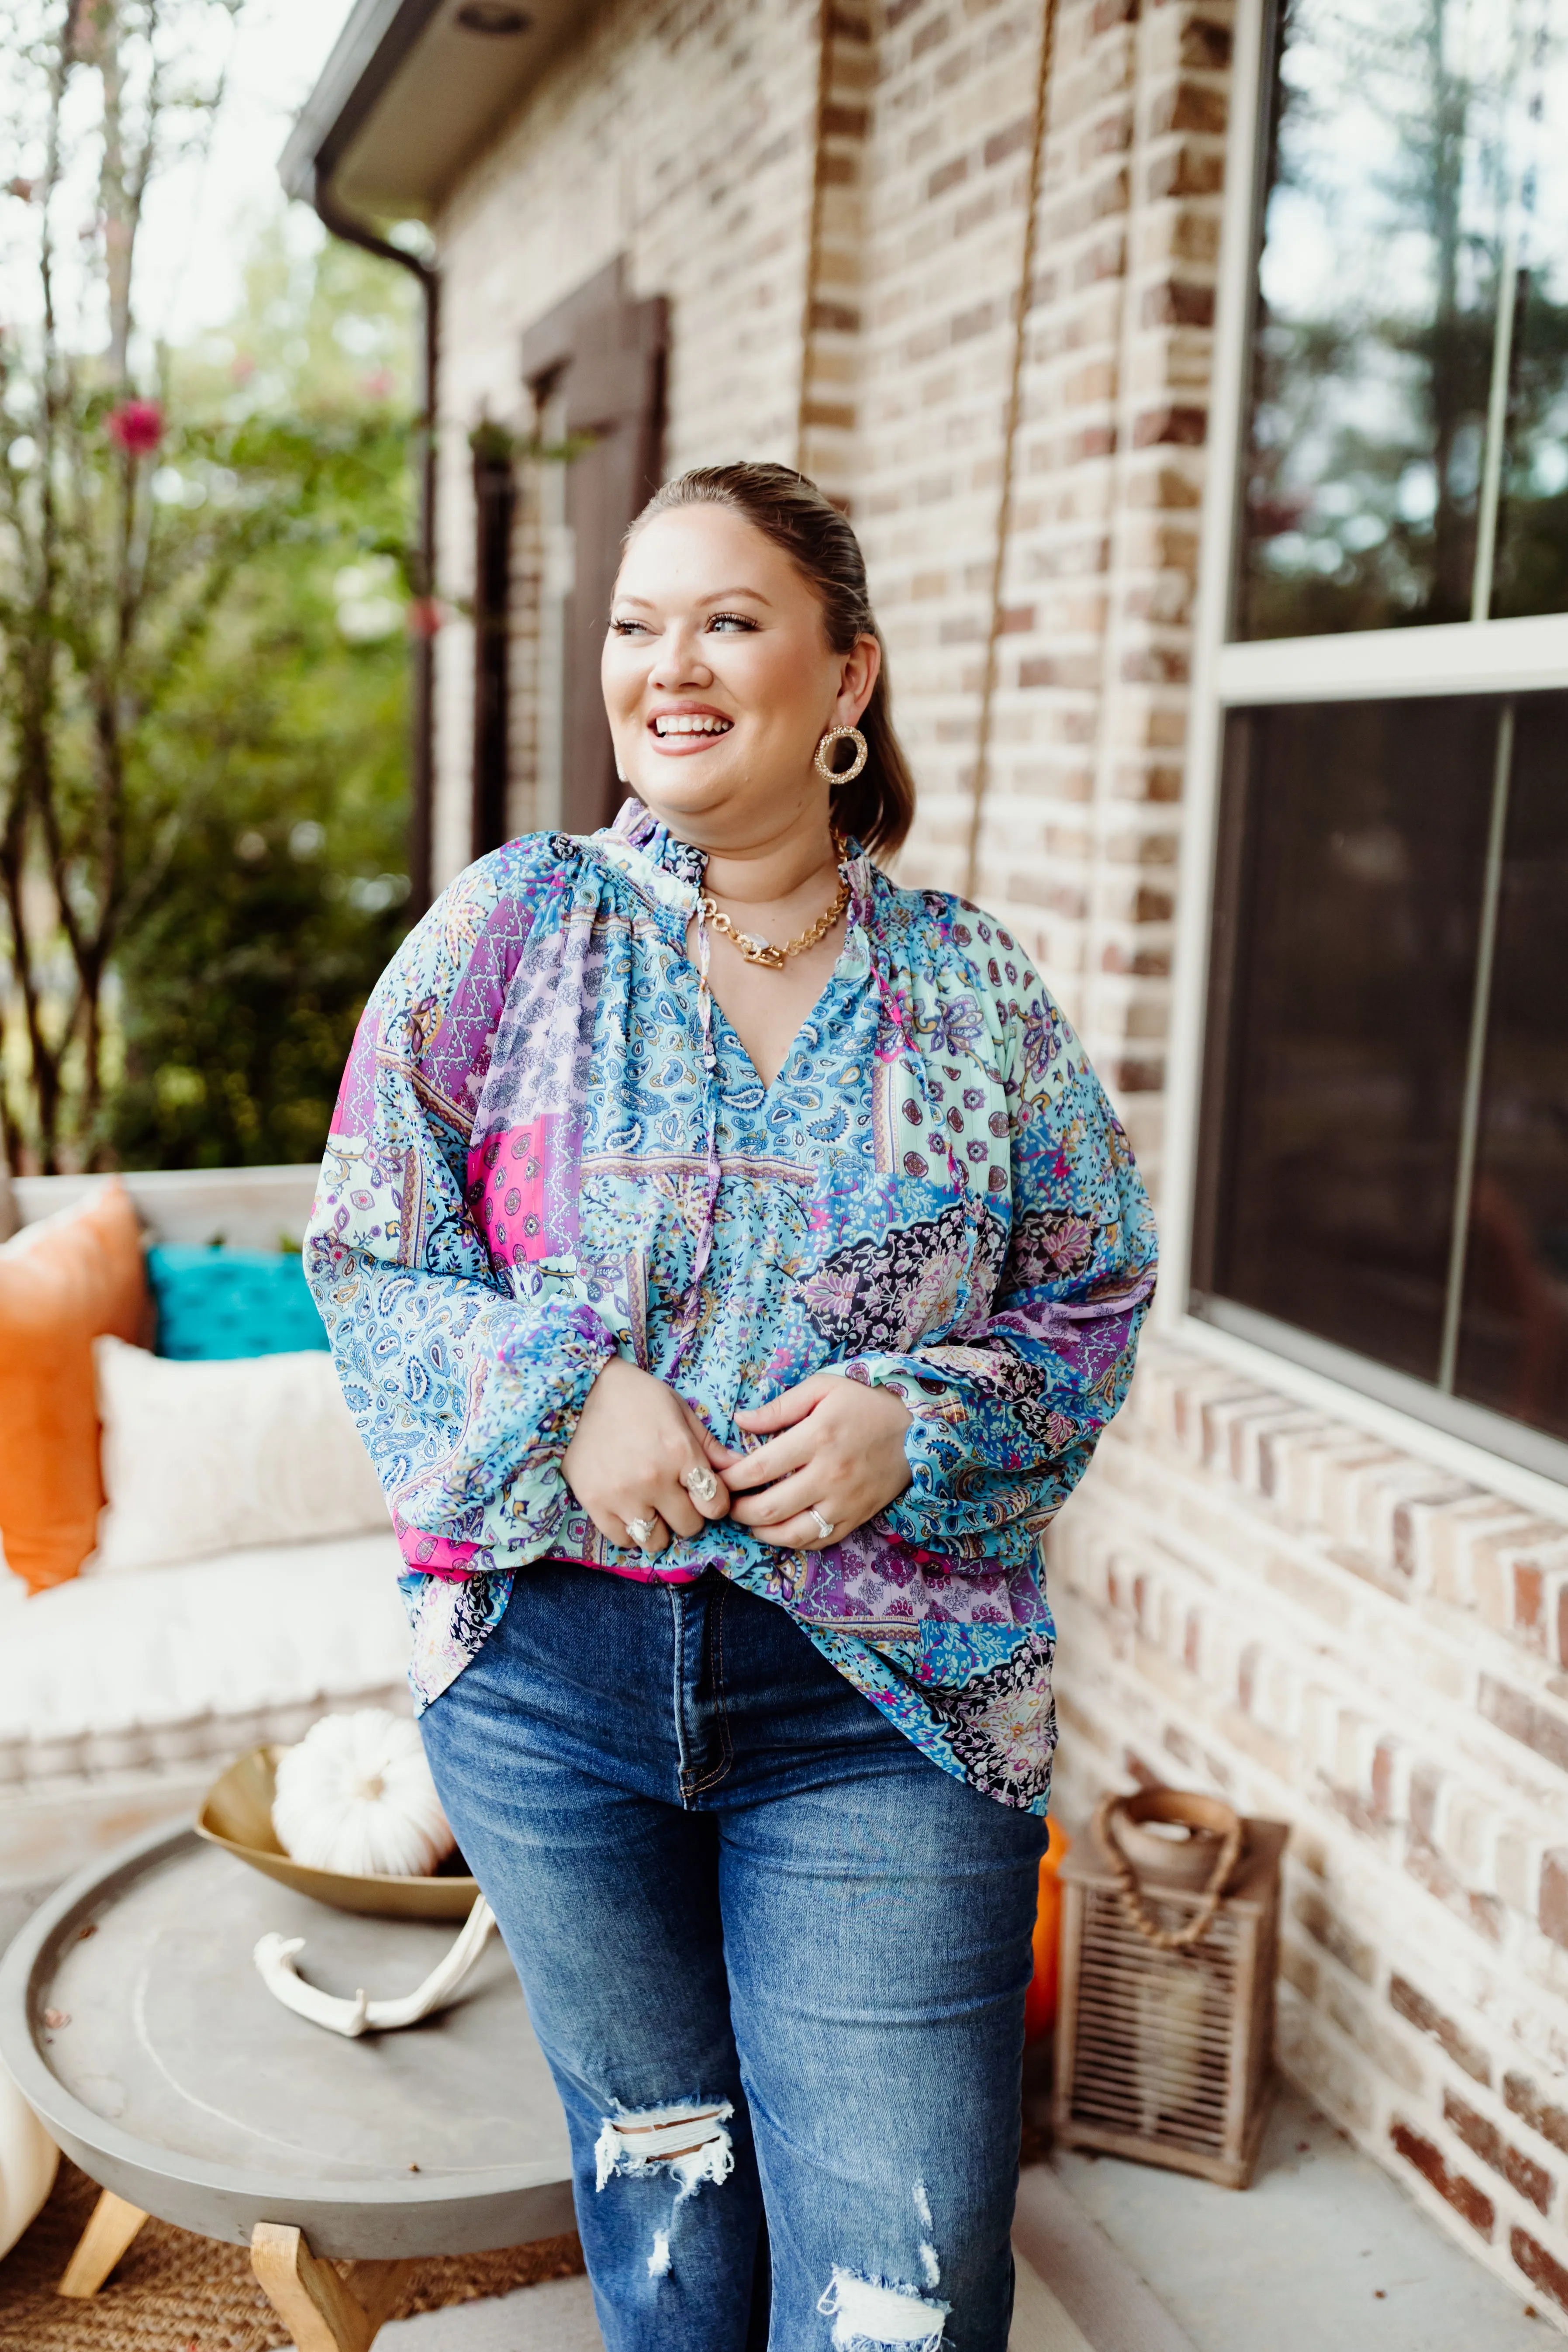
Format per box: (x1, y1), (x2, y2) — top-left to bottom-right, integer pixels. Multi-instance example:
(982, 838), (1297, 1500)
(305, 461), (1157, 2348)
(608, 463), (915, 856)
(601, 497), (875, 1092)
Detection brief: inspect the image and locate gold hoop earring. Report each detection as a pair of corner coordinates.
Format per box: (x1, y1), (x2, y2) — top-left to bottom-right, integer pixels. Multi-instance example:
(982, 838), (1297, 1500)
(814, 725), (868, 784)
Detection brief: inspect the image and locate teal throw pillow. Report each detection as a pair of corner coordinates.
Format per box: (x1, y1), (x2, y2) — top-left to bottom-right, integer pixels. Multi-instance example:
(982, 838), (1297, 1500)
(146, 1245), (329, 1361)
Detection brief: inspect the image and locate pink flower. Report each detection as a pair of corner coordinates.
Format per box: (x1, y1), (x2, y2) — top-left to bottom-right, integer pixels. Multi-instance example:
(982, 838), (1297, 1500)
(107, 399), (163, 456)
(406, 597), (443, 639)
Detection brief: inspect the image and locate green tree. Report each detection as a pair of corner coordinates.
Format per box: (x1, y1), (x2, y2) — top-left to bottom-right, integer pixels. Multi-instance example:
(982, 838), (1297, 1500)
(1, 1), (418, 1172)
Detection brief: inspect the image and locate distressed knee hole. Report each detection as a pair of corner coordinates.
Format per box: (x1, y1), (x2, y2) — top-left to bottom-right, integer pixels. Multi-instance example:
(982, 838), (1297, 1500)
(817, 2268), (950, 2352)
(593, 2098), (735, 2201)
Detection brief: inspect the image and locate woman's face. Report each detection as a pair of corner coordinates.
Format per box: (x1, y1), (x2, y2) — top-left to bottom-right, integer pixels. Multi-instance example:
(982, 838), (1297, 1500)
(602, 503), (879, 849)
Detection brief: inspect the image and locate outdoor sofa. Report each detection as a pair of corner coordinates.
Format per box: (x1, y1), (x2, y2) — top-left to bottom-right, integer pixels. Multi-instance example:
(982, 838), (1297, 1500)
(0, 1167), (411, 1895)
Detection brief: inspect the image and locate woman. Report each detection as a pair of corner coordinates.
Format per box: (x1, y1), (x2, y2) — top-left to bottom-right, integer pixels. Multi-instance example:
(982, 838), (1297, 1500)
(307, 463), (1155, 2351)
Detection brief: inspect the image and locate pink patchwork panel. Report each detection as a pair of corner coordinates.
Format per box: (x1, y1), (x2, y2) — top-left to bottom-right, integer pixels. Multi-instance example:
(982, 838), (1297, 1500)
(397, 1520), (484, 1577)
(469, 1119), (555, 1267)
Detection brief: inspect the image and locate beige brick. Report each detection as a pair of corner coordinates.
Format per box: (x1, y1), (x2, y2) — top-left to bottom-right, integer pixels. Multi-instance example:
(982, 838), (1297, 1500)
(1261, 1548), (1356, 1632)
(1322, 1977), (1428, 2100)
(1278, 1995), (1376, 2133)
(1496, 1827), (1546, 1922)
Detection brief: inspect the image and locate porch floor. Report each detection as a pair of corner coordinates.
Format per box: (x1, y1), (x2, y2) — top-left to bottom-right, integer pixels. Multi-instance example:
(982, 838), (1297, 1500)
(1050, 2079), (1547, 2352)
(2, 1876), (1551, 2349)
(369, 2081), (1550, 2352)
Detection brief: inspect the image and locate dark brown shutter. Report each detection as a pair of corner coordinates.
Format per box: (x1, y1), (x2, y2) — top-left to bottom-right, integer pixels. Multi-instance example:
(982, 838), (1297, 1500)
(522, 259), (668, 836)
(470, 431), (517, 857)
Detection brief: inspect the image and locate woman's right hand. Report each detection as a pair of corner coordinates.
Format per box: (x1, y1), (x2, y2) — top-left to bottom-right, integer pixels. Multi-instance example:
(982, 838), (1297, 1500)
(563, 1356), (734, 1557)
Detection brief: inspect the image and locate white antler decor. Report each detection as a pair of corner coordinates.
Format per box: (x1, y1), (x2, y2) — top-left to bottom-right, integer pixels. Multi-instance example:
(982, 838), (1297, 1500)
(253, 1895), (497, 2038)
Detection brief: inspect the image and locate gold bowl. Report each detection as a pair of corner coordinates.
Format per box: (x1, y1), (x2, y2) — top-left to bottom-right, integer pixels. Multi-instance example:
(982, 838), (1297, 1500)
(196, 1743), (480, 1919)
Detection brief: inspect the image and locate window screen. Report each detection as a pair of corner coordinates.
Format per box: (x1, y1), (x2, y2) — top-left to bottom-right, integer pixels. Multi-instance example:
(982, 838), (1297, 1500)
(1195, 691), (1568, 1456)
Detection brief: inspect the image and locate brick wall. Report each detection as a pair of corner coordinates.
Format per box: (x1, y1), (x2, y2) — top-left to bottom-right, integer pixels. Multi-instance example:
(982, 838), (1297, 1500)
(1047, 1337), (1568, 2324)
(423, 0), (1568, 2325)
(851, 0), (1230, 1194)
(429, 0), (821, 882)
(431, 0), (1227, 1180)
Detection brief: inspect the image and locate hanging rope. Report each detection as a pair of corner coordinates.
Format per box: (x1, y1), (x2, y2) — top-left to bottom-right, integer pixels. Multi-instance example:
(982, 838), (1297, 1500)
(1093, 1789), (1245, 1955)
(964, 0), (1060, 901)
(796, 0), (836, 469)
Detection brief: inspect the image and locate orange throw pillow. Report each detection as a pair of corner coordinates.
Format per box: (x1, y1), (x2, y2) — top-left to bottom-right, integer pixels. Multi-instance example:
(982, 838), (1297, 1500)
(0, 1182), (150, 1593)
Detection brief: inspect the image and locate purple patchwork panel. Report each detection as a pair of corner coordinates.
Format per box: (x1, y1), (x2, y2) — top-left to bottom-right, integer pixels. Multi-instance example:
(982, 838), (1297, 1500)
(334, 1010), (382, 1138)
(790, 1529), (1040, 1629)
(421, 901), (535, 1117)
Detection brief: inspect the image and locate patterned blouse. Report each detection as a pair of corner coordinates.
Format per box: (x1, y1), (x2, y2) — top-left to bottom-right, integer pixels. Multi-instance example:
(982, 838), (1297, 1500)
(305, 800), (1157, 1813)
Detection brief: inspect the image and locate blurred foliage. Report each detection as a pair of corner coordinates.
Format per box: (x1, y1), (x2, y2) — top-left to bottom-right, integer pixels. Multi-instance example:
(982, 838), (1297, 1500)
(1, 0), (423, 1171)
(106, 230), (418, 1169)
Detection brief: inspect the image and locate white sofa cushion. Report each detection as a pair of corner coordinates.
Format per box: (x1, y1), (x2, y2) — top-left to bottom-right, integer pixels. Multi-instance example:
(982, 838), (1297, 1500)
(0, 1533), (412, 1786)
(90, 1337), (389, 1575)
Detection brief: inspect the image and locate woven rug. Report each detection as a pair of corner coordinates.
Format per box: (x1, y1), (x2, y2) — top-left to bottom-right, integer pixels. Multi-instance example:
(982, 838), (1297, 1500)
(0, 2158), (585, 2351)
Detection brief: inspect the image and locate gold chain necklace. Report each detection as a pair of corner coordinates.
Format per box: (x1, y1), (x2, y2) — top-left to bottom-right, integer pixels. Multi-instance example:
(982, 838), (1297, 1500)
(697, 836), (850, 971)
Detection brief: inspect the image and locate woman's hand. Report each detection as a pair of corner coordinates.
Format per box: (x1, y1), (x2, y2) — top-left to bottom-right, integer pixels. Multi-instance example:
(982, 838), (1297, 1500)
(722, 1374), (913, 1548)
(563, 1357), (732, 1558)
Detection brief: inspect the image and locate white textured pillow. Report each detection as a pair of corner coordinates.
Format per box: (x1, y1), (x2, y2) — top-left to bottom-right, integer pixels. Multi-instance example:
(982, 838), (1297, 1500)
(90, 1338), (390, 1575)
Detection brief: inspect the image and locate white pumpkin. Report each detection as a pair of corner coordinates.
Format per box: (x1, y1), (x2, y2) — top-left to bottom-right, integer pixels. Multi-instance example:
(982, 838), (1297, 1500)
(272, 1709), (455, 1878)
(0, 2058), (58, 2260)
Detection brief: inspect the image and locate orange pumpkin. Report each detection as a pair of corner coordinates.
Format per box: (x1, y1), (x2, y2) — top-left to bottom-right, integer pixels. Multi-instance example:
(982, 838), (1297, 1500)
(1023, 1817), (1072, 2044)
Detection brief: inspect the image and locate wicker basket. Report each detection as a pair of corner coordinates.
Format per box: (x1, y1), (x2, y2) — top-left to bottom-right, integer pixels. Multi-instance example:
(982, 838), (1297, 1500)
(1051, 1789), (1288, 2189)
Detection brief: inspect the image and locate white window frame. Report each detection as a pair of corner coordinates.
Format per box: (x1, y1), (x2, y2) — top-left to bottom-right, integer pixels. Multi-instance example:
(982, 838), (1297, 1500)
(1159, 0), (1568, 1519)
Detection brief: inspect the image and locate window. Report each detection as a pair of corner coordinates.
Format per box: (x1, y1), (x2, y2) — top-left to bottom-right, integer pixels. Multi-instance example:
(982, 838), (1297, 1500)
(1238, 0), (1568, 638)
(1189, 0), (1568, 1482)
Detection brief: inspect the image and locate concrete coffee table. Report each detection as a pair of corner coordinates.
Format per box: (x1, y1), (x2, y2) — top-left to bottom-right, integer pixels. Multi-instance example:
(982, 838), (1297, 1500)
(0, 1822), (575, 2351)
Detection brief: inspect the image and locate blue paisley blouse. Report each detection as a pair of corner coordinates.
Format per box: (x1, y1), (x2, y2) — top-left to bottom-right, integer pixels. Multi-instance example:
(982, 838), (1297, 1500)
(304, 799), (1157, 1813)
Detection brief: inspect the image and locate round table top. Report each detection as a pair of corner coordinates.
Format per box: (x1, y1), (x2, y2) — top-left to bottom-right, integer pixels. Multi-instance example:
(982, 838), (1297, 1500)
(0, 1822), (576, 2259)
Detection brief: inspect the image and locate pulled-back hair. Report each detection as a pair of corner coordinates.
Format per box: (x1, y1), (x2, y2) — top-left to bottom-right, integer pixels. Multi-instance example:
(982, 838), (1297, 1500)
(625, 462), (915, 859)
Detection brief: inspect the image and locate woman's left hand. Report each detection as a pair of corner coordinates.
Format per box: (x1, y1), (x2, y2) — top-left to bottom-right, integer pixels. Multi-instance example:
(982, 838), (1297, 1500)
(719, 1374), (913, 1548)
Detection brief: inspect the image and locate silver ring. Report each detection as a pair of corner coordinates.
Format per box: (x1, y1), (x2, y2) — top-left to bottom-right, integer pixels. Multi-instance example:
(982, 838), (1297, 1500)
(808, 1507), (836, 1544)
(625, 1514), (659, 1549)
(681, 1463), (719, 1505)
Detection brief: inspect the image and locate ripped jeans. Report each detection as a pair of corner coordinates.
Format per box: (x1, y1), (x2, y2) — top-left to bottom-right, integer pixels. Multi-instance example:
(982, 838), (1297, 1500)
(419, 1562), (1048, 2352)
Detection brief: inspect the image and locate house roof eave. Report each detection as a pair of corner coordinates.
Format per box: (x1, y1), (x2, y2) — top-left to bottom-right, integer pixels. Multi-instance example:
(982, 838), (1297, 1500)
(279, 0), (585, 224)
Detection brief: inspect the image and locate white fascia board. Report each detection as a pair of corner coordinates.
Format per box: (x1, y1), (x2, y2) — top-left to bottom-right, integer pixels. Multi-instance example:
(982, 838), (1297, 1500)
(1216, 611), (1568, 705)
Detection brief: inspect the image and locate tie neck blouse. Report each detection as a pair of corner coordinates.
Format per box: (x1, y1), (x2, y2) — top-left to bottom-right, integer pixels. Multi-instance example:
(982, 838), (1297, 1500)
(305, 800), (1157, 1813)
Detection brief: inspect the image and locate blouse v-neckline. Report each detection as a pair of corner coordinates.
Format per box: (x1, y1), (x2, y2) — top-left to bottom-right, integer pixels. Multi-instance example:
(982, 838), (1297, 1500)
(695, 912), (869, 1108)
(601, 802), (871, 1106)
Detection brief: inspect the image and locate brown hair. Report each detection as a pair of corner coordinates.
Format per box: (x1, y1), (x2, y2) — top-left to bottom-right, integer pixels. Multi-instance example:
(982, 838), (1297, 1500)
(625, 462), (916, 859)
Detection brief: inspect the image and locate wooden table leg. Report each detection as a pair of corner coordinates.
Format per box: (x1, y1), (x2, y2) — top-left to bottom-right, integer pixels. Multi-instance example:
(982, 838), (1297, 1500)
(57, 2188), (150, 2297)
(251, 2223), (417, 2352)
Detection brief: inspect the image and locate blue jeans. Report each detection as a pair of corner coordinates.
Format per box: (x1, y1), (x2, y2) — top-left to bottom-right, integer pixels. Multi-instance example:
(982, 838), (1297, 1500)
(419, 1563), (1048, 2351)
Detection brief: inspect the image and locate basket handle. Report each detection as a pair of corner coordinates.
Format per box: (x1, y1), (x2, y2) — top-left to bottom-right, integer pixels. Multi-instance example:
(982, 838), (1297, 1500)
(1092, 1790), (1244, 1954)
